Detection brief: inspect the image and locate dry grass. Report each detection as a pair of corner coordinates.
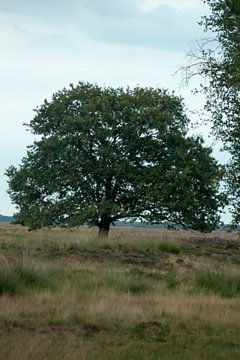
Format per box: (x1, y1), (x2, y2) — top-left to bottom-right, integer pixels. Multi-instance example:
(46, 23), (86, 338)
(0, 224), (240, 359)
(0, 286), (239, 334)
(0, 222), (238, 244)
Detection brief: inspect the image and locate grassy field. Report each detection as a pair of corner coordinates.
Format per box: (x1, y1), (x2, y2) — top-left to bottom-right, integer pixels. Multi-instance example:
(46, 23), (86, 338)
(0, 224), (240, 359)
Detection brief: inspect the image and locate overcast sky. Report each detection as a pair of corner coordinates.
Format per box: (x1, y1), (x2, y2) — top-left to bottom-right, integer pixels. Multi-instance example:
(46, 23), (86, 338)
(0, 0), (231, 221)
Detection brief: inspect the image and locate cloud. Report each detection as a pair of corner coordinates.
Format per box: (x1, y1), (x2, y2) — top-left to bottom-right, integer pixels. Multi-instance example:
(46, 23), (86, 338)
(75, 3), (203, 51)
(137, 0), (200, 12)
(73, 0), (138, 18)
(0, 0), (204, 51)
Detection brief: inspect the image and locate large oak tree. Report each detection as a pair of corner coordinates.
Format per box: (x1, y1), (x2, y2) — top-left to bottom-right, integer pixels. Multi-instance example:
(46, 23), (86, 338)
(7, 83), (224, 235)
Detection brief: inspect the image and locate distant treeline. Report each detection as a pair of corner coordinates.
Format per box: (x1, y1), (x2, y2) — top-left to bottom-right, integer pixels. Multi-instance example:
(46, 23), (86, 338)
(114, 221), (236, 232)
(0, 215), (14, 223)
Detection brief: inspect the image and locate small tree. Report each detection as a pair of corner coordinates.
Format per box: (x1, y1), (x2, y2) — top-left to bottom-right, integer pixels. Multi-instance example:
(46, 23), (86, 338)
(7, 83), (224, 235)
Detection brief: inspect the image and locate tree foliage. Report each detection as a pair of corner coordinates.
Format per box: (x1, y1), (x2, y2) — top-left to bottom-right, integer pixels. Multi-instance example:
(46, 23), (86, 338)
(7, 83), (224, 235)
(183, 0), (240, 224)
(198, 0), (240, 143)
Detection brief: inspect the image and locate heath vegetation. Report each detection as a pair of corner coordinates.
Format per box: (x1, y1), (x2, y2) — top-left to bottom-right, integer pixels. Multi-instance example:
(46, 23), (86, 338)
(0, 224), (240, 359)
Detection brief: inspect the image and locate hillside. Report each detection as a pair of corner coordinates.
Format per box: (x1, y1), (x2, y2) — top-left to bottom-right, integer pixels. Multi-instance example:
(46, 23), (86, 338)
(0, 225), (239, 359)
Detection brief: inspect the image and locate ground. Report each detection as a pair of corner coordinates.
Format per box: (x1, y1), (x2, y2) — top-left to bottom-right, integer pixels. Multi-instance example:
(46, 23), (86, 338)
(0, 224), (240, 359)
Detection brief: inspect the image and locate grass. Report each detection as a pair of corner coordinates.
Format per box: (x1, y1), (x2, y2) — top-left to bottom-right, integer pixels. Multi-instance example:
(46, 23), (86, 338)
(194, 270), (240, 298)
(100, 270), (152, 294)
(0, 224), (184, 254)
(165, 272), (181, 290)
(0, 267), (22, 296)
(0, 224), (240, 359)
(69, 267), (155, 296)
(98, 238), (182, 254)
(0, 262), (58, 296)
(156, 241), (181, 254)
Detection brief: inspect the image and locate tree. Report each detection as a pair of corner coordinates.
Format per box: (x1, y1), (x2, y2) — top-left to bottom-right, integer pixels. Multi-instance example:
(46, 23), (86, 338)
(183, 0), (240, 224)
(7, 83), (224, 235)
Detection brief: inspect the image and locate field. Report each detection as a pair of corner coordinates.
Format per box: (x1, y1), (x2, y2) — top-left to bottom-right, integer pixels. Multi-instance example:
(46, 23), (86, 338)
(0, 224), (240, 359)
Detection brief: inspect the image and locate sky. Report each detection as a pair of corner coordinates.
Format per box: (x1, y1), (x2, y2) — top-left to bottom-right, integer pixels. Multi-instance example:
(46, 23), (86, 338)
(0, 0), (231, 222)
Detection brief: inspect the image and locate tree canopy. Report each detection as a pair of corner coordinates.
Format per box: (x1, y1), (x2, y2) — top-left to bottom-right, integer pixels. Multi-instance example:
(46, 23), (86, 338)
(198, 0), (240, 144)
(7, 83), (224, 235)
(184, 0), (240, 224)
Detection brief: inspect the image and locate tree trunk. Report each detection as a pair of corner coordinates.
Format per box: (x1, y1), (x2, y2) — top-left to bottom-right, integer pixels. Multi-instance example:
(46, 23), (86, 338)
(98, 218), (111, 237)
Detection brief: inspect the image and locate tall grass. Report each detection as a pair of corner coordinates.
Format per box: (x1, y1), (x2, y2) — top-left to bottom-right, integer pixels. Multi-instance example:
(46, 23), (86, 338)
(70, 268), (153, 296)
(0, 224), (183, 255)
(0, 224), (240, 359)
(65, 237), (182, 255)
(194, 270), (240, 298)
(0, 263), (57, 296)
